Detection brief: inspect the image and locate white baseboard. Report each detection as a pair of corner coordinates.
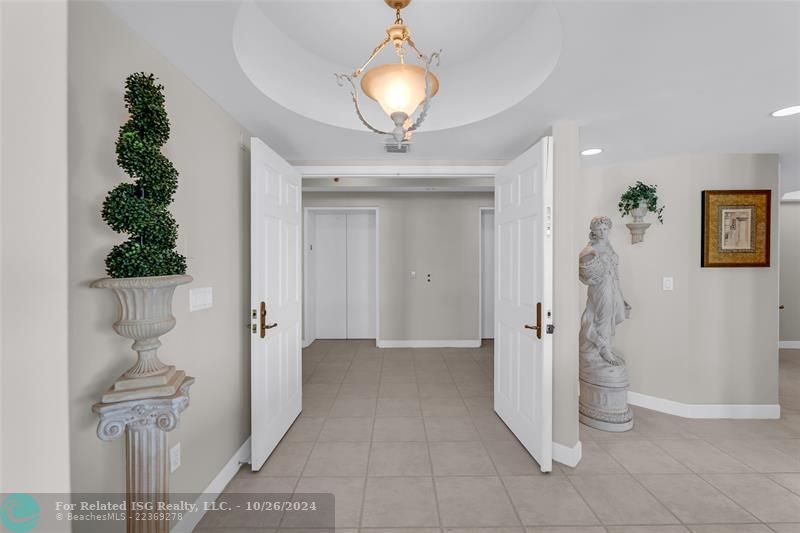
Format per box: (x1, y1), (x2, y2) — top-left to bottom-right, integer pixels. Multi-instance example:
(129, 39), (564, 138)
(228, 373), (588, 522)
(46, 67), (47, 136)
(552, 440), (582, 468)
(779, 341), (800, 350)
(173, 437), (251, 533)
(376, 339), (482, 348)
(628, 391), (780, 420)
(302, 338), (314, 348)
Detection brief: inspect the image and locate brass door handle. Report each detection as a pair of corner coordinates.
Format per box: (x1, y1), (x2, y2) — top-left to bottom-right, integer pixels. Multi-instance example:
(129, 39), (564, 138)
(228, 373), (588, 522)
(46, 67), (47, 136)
(258, 301), (277, 338)
(524, 302), (543, 339)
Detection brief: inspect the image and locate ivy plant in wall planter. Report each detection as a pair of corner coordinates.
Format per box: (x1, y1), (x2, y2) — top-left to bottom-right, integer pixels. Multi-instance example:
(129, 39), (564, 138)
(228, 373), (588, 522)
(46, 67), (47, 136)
(618, 180), (665, 244)
(91, 73), (192, 402)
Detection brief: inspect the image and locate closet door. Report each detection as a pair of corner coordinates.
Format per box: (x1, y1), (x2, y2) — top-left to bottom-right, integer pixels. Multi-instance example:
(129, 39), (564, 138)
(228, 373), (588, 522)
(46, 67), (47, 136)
(315, 213), (348, 338)
(346, 212), (376, 338)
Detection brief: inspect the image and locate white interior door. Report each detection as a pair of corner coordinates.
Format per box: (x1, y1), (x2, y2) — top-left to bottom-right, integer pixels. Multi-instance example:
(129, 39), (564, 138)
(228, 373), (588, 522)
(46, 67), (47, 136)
(481, 209), (495, 339)
(303, 212), (317, 345)
(315, 213), (348, 339)
(494, 136), (554, 472)
(346, 212), (376, 338)
(250, 137), (302, 471)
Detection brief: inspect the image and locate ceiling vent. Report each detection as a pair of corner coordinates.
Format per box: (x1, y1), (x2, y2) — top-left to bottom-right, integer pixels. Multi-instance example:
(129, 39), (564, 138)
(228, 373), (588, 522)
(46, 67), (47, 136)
(385, 142), (411, 154)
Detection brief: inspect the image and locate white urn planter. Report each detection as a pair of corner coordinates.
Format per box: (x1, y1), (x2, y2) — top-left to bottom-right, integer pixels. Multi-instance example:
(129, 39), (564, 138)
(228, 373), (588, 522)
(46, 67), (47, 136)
(91, 274), (192, 402)
(625, 203), (651, 244)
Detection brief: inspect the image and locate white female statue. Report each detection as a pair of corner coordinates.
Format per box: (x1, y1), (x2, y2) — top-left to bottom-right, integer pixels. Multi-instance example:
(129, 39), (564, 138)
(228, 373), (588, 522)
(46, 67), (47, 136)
(578, 216), (634, 431)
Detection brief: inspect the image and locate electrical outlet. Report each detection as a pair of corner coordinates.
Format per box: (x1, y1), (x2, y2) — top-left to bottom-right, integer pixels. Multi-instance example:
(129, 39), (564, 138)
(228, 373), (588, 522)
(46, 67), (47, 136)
(662, 277), (674, 291)
(170, 443), (181, 473)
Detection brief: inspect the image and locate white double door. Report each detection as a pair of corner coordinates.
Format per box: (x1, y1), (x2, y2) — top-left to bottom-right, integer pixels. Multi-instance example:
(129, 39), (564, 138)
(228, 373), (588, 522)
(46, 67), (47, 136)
(314, 211), (376, 339)
(494, 136), (555, 472)
(248, 134), (554, 473)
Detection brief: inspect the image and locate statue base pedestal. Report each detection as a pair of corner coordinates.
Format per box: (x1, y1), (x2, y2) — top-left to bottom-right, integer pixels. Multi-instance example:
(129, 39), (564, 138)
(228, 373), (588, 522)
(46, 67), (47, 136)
(580, 411), (633, 432)
(579, 361), (633, 432)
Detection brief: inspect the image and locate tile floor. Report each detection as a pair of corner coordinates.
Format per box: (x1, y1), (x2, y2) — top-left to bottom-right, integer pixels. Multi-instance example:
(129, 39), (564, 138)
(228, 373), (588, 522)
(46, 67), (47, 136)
(198, 342), (800, 532)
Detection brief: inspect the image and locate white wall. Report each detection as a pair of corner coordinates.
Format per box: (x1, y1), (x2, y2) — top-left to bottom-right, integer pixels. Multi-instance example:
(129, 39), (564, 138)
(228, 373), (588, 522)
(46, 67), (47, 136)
(582, 154), (780, 406)
(69, 2), (251, 502)
(780, 200), (800, 344)
(0, 0), (72, 494)
(780, 153), (800, 197)
(303, 193), (493, 343)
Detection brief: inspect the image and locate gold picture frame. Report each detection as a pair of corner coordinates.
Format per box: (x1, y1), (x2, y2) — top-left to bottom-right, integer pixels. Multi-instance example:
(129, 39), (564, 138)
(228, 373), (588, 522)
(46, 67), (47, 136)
(702, 190), (771, 268)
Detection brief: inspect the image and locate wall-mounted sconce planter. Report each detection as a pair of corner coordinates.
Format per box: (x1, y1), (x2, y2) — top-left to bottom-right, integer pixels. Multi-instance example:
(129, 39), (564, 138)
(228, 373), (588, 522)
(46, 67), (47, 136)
(618, 181), (665, 245)
(625, 205), (651, 244)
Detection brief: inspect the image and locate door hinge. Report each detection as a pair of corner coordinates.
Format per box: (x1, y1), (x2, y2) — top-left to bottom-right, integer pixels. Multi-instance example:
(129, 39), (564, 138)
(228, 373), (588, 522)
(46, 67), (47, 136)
(546, 324), (555, 334)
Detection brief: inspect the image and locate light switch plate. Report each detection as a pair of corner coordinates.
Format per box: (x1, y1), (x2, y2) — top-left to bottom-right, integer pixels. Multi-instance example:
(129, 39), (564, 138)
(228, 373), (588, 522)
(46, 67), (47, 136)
(189, 287), (213, 311)
(662, 277), (674, 291)
(170, 443), (181, 473)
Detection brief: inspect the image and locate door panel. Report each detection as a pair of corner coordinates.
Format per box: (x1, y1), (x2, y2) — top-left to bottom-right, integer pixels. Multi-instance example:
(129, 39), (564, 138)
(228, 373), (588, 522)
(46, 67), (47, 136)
(494, 136), (554, 472)
(315, 214), (348, 339)
(346, 212), (376, 339)
(498, 221), (515, 303)
(519, 215), (538, 307)
(251, 137), (302, 471)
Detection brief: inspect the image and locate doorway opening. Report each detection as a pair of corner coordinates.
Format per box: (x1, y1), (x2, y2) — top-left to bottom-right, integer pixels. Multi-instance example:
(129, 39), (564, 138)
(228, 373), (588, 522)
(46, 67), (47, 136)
(251, 137), (555, 474)
(779, 194), (800, 411)
(303, 207), (379, 345)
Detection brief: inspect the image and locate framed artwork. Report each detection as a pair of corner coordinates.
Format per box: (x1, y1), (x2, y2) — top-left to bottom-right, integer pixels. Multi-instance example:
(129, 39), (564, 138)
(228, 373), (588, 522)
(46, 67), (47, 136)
(702, 189), (771, 267)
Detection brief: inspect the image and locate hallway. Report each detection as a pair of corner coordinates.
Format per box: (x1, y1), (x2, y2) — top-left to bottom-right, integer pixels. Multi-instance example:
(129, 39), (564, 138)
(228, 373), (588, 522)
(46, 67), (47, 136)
(196, 342), (800, 531)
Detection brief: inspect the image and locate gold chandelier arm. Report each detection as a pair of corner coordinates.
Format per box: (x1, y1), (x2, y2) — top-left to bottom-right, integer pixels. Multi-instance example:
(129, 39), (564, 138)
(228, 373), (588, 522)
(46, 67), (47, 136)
(353, 37), (391, 78)
(408, 49), (441, 133)
(405, 37), (429, 64)
(335, 73), (389, 135)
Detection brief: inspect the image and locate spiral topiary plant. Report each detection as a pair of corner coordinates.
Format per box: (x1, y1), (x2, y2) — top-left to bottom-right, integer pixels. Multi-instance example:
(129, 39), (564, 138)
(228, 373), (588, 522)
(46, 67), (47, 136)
(101, 73), (187, 278)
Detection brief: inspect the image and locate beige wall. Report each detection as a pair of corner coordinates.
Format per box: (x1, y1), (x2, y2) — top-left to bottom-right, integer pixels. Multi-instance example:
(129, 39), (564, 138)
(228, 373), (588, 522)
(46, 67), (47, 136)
(552, 123), (581, 448)
(69, 2), (250, 500)
(780, 201), (800, 343)
(303, 193), (493, 342)
(582, 154), (780, 406)
(1, 0), (72, 493)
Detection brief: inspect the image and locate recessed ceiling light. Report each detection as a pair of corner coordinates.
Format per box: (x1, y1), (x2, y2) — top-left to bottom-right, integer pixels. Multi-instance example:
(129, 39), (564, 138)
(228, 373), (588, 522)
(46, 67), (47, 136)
(581, 148), (603, 156)
(771, 105), (800, 117)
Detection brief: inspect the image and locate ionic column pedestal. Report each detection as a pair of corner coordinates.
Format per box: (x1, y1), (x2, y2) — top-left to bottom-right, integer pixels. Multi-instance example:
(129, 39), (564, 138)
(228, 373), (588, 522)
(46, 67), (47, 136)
(93, 376), (194, 533)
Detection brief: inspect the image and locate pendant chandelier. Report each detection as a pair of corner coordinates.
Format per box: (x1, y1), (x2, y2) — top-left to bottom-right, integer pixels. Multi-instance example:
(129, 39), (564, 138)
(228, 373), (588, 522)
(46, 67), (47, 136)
(335, 0), (441, 147)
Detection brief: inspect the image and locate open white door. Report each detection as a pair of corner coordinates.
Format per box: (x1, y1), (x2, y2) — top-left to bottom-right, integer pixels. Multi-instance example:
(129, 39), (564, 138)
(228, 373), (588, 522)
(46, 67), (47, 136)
(250, 137), (303, 471)
(494, 136), (554, 472)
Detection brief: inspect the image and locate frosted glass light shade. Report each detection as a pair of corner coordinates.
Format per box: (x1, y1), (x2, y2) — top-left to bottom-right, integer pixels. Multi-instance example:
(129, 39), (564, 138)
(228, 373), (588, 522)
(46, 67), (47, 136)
(360, 63), (439, 118)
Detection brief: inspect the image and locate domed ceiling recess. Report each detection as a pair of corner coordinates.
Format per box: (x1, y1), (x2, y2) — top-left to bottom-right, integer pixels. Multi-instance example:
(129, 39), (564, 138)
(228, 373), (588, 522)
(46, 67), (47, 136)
(234, 0), (563, 134)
